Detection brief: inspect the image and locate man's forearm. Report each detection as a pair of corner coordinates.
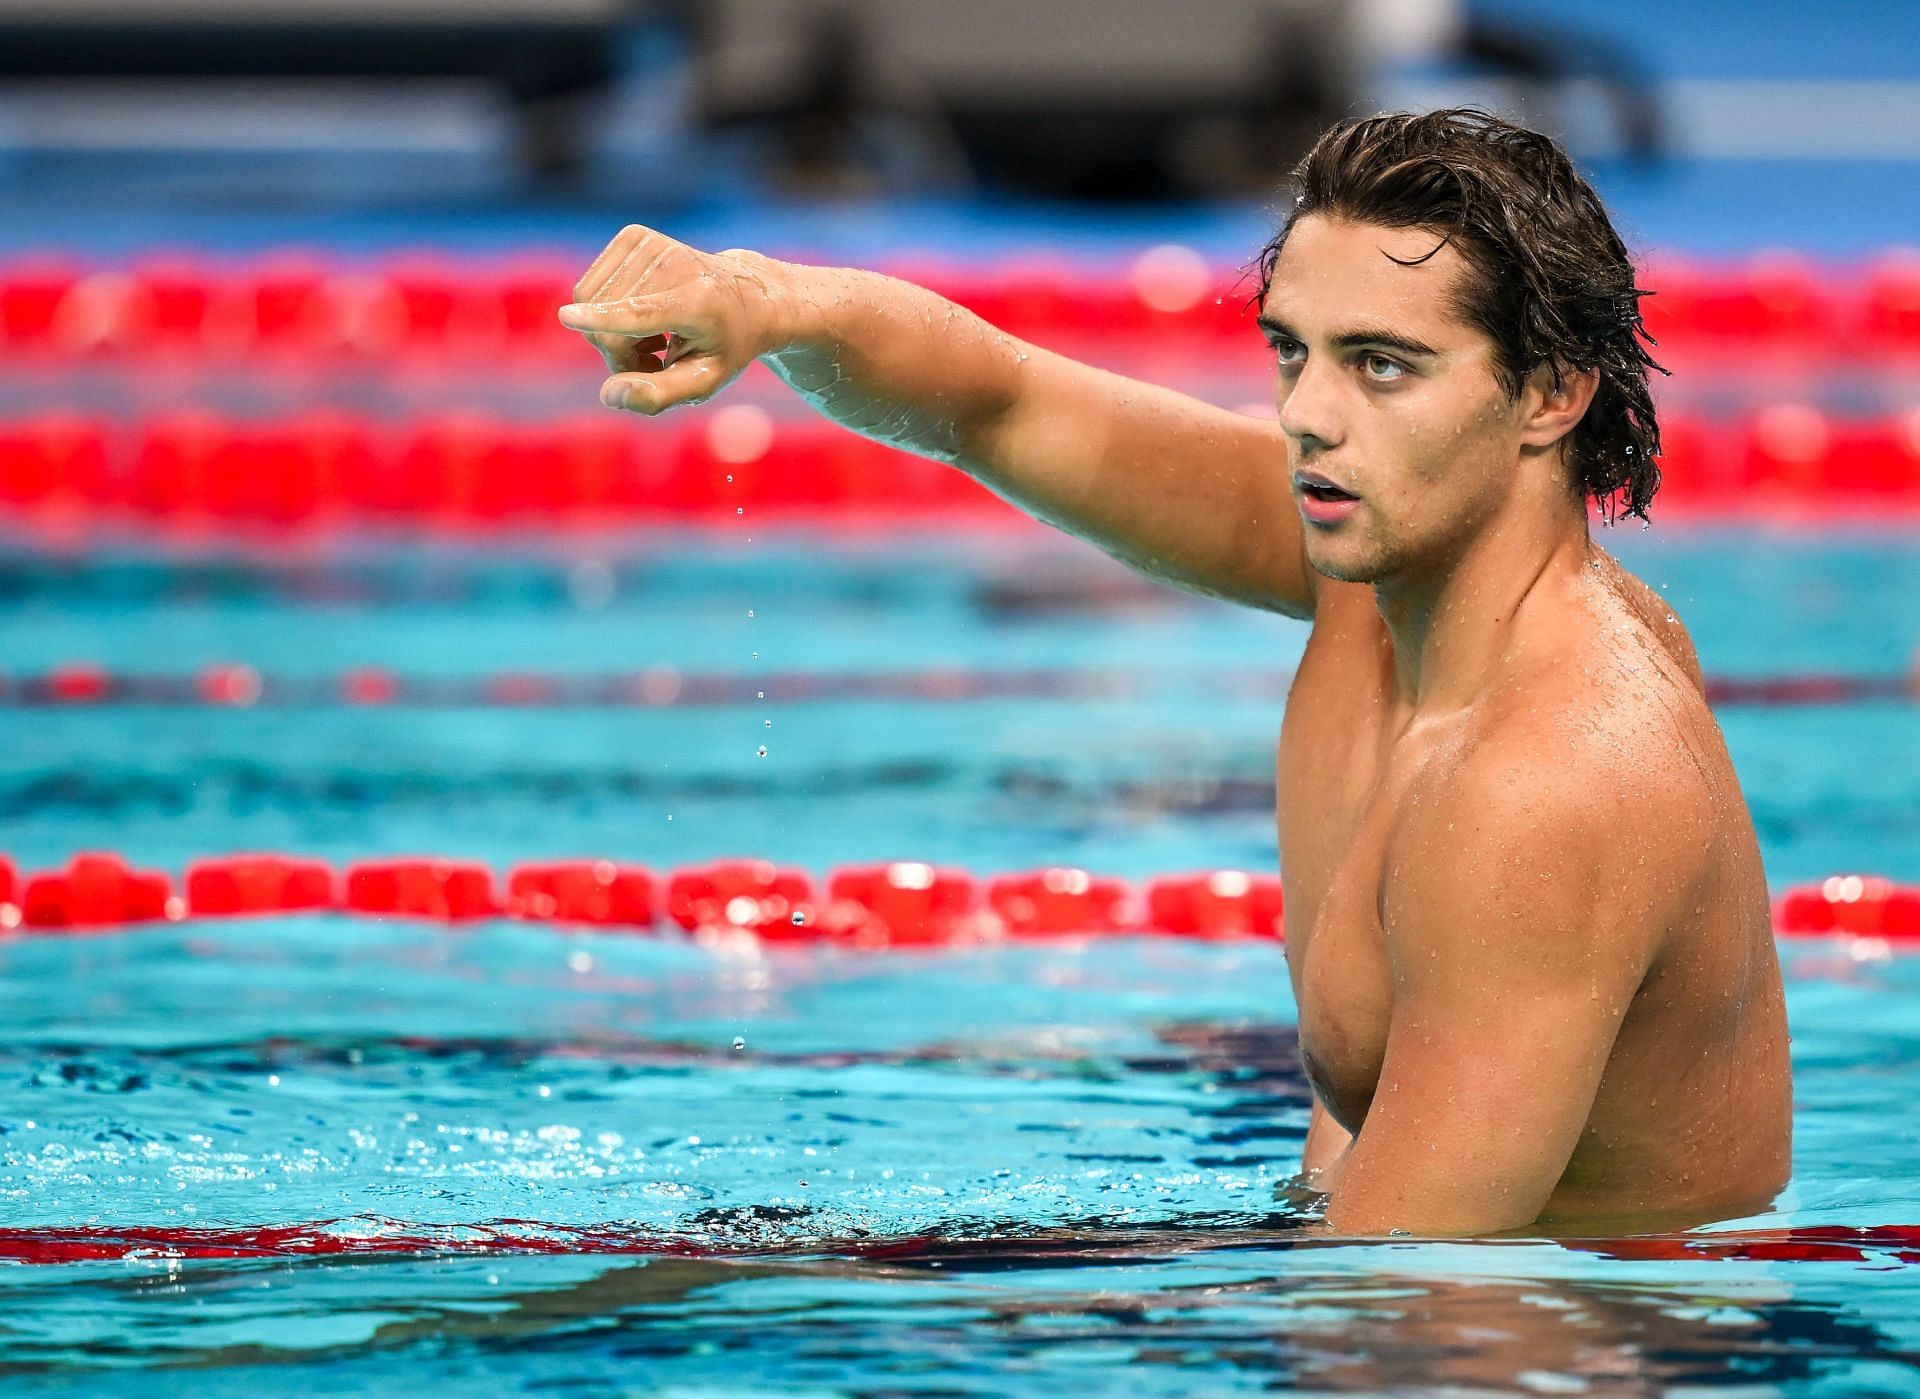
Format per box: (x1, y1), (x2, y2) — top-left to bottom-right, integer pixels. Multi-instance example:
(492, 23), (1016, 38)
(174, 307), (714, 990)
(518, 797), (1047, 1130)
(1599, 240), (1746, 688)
(759, 261), (1029, 467)
(560, 229), (1314, 616)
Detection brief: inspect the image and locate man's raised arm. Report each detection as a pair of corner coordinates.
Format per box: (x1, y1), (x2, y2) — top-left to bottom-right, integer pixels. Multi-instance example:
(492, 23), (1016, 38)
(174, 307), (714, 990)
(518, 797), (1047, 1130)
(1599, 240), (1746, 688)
(558, 226), (1315, 618)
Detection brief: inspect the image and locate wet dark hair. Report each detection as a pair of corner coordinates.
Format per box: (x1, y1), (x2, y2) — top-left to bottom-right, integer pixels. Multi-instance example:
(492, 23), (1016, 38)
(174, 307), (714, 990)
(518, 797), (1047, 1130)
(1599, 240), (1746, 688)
(1254, 108), (1665, 523)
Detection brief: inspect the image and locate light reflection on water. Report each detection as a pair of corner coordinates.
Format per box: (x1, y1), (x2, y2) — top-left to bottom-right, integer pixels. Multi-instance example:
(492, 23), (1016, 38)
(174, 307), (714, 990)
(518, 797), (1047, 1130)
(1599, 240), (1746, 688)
(0, 531), (1916, 1390)
(0, 928), (1915, 1393)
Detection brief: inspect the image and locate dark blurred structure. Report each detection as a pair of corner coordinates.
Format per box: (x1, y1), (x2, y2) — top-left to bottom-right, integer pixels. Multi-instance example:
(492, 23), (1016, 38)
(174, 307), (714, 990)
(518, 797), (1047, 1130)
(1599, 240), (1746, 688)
(695, 0), (1359, 200)
(0, 0), (1666, 204)
(0, 0), (636, 180)
(692, 0), (1662, 200)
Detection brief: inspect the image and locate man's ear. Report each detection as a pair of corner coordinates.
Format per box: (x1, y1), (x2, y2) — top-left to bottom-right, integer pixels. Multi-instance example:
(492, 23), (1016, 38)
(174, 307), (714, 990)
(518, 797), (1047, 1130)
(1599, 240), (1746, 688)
(1519, 364), (1599, 451)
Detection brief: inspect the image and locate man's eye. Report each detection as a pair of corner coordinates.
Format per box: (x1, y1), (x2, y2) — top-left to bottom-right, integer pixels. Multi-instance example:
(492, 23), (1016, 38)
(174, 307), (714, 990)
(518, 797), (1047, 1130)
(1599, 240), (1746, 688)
(1271, 339), (1305, 364)
(1362, 353), (1405, 381)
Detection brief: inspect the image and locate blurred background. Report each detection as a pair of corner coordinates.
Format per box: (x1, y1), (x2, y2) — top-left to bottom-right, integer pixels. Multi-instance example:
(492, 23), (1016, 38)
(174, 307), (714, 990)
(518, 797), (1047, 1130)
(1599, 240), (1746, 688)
(2, 0), (1917, 522)
(0, 0), (1912, 529)
(1, 0), (1918, 898)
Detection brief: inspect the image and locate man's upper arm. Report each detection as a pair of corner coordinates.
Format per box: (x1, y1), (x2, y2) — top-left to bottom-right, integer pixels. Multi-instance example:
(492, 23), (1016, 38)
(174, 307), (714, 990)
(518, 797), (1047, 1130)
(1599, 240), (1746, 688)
(969, 348), (1316, 618)
(1319, 745), (1679, 1236)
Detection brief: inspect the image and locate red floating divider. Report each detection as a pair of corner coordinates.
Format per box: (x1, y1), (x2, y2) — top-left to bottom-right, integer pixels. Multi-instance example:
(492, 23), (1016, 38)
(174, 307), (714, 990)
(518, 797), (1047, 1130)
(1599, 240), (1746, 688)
(0, 414), (111, 509)
(0, 260), (79, 354)
(186, 855), (336, 917)
(508, 861), (655, 927)
(198, 664), (263, 707)
(19, 853), (178, 930)
(44, 662), (110, 703)
(2, 406), (1920, 528)
(822, 862), (981, 947)
(666, 859), (816, 938)
(340, 666), (401, 705)
(1145, 870), (1285, 939)
(0, 848), (1917, 949)
(1774, 876), (1920, 940)
(986, 867), (1142, 937)
(345, 859), (498, 921)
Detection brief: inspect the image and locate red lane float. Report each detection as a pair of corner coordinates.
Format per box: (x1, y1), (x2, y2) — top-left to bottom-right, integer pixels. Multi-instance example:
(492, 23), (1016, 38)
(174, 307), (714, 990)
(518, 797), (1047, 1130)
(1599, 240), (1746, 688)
(667, 859), (817, 939)
(186, 855), (336, 917)
(507, 861), (655, 927)
(2, 408), (1920, 528)
(1146, 870), (1285, 939)
(0, 852), (1916, 948)
(821, 862), (982, 947)
(0, 411), (1026, 528)
(1, 1216), (1917, 1268)
(1773, 875), (1920, 939)
(9, 251), (1920, 369)
(17, 853), (179, 930)
(987, 867), (1141, 936)
(345, 859), (498, 921)
(0, 662), (1914, 710)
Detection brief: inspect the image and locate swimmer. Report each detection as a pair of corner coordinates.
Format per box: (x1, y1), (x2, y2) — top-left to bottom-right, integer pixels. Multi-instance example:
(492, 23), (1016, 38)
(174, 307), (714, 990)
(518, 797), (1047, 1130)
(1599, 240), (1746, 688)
(560, 108), (1792, 1236)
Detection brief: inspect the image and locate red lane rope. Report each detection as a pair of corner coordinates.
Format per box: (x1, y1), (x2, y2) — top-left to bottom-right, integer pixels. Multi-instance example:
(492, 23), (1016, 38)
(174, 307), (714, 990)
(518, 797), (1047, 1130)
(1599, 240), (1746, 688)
(3, 249), (1919, 367)
(3, 663), (1913, 709)
(0, 852), (1911, 945)
(2, 406), (1920, 528)
(0, 1216), (1916, 1267)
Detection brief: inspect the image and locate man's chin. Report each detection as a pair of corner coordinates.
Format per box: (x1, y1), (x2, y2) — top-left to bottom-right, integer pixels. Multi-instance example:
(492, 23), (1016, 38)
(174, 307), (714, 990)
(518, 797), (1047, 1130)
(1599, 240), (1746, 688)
(1305, 544), (1388, 586)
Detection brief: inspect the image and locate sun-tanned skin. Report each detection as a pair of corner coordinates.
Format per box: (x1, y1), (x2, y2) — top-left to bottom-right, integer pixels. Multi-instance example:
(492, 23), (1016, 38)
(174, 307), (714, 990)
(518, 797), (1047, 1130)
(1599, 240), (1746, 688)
(558, 214), (1793, 1237)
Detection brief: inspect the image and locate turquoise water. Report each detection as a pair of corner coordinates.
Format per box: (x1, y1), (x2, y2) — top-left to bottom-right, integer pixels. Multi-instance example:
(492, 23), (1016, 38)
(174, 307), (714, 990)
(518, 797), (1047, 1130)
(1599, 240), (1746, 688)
(1, 525), (1918, 1393)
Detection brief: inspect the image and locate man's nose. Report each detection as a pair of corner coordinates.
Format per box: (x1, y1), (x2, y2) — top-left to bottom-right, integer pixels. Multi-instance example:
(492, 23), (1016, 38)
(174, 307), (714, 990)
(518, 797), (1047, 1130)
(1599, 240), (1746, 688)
(1276, 359), (1343, 453)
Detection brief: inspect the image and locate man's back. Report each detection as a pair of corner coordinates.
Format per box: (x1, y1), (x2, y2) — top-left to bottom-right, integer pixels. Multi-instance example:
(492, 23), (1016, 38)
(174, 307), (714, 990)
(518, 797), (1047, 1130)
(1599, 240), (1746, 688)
(1278, 547), (1792, 1230)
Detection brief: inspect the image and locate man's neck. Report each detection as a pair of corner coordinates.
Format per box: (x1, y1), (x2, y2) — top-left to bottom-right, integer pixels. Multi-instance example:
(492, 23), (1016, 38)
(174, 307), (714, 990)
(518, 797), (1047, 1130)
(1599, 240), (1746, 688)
(1373, 494), (1592, 712)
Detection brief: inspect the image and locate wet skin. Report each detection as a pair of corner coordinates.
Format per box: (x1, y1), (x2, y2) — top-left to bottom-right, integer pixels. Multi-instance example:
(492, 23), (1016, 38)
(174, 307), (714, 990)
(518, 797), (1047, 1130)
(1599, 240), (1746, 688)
(1266, 217), (1790, 1233)
(558, 214), (1793, 1236)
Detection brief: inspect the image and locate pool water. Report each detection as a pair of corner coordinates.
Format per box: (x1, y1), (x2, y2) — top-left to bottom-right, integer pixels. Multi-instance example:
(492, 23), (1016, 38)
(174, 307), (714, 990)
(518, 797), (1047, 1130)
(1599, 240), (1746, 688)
(1, 524), (1919, 1393)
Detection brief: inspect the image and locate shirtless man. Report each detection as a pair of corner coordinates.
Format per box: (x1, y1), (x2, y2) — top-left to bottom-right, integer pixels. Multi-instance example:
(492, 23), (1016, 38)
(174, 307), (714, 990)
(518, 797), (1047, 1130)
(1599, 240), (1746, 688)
(558, 109), (1792, 1237)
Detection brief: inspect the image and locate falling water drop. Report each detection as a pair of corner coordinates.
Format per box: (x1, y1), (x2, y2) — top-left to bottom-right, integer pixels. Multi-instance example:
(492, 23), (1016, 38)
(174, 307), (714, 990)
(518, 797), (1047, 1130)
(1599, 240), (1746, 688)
(732, 1036), (746, 1051)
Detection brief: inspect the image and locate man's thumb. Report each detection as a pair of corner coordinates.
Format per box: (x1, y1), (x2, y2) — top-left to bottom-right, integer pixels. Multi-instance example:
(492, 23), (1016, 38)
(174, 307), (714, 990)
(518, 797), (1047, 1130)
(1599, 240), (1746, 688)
(602, 359), (730, 415)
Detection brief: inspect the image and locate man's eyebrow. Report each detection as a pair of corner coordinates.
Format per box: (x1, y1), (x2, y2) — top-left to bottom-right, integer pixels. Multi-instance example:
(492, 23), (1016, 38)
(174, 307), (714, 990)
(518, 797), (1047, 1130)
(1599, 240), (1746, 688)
(1254, 314), (1440, 360)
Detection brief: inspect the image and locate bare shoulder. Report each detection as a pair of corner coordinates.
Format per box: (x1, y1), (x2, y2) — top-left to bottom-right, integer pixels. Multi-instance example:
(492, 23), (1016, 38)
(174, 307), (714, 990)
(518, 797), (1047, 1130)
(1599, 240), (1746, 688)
(1384, 637), (1719, 976)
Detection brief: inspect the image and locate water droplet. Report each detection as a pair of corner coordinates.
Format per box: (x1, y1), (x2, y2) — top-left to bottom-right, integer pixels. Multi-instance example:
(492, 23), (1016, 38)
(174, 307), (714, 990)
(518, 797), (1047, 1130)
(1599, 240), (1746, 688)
(736, 507), (744, 516)
(764, 719), (772, 727)
(791, 910), (807, 926)
(725, 473), (734, 483)
(746, 609), (755, 618)
(757, 745), (768, 757)
(757, 690), (765, 699)
(732, 1036), (746, 1050)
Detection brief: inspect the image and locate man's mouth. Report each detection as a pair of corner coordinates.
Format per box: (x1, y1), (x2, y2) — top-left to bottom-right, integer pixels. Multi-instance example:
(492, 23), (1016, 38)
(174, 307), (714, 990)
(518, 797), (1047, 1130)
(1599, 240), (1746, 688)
(1293, 470), (1358, 504)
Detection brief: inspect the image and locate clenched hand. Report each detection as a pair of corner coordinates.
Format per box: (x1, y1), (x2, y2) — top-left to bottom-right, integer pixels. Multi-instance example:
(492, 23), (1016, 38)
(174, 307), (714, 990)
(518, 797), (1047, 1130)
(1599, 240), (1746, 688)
(559, 224), (784, 415)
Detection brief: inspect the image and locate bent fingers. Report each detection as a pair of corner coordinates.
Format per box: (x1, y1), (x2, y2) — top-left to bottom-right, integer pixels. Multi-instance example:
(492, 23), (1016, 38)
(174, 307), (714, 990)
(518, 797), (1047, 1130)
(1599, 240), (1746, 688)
(600, 359), (731, 415)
